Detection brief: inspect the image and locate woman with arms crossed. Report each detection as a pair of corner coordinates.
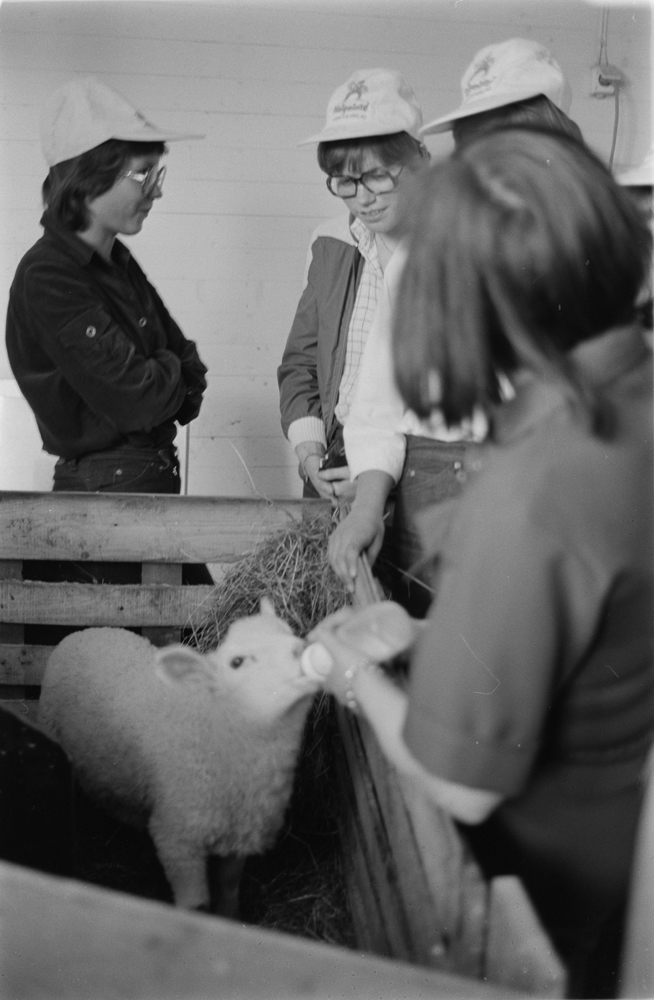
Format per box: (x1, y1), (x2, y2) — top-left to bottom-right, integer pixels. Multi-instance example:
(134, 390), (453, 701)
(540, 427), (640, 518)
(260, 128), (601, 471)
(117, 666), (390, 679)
(6, 77), (210, 592)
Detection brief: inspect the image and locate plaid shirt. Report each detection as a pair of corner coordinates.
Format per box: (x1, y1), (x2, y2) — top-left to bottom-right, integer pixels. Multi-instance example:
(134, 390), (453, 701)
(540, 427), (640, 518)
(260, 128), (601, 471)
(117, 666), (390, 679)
(334, 217), (384, 425)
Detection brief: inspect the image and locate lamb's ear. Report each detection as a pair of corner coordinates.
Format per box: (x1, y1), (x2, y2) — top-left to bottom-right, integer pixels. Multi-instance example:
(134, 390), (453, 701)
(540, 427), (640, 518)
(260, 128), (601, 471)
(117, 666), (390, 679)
(154, 645), (215, 685)
(259, 596), (277, 618)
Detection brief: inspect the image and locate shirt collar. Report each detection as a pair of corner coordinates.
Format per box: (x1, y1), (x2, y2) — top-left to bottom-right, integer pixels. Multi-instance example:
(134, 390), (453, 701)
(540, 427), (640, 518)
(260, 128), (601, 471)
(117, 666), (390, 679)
(493, 324), (651, 445)
(40, 210), (132, 269)
(349, 215), (379, 262)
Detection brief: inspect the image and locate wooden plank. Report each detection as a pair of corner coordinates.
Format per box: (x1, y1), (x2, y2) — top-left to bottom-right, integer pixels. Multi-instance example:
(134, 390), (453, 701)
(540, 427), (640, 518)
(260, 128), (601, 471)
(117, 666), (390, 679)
(0, 561), (23, 580)
(0, 559), (26, 697)
(334, 704), (417, 963)
(403, 780), (487, 977)
(0, 861), (515, 1000)
(334, 736), (397, 957)
(339, 555), (486, 974)
(0, 491), (328, 563)
(485, 877), (567, 997)
(0, 644), (50, 685)
(363, 719), (486, 977)
(141, 563), (184, 646)
(338, 704), (486, 976)
(0, 580), (214, 628)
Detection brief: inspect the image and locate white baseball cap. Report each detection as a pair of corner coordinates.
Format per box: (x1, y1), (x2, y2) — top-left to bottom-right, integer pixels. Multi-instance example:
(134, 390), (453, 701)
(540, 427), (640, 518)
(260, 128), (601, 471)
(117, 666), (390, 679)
(40, 76), (204, 167)
(421, 38), (570, 136)
(617, 145), (654, 187)
(300, 68), (423, 145)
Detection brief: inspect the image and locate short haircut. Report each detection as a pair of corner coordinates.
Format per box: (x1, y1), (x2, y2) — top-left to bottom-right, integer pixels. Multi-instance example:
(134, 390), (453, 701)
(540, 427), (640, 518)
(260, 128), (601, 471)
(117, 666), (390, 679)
(393, 128), (651, 436)
(42, 138), (167, 232)
(452, 94), (583, 148)
(317, 131), (427, 176)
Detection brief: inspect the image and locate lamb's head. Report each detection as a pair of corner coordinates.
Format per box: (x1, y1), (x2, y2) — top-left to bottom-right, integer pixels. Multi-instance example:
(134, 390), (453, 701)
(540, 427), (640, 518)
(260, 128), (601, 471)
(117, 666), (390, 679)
(153, 599), (320, 719)
(214, 598), (320, 716)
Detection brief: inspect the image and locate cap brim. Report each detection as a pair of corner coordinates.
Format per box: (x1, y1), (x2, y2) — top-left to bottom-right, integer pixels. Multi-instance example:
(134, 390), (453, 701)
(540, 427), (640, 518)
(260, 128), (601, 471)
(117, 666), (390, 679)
(420, 86), (546, 136)
(299, 121), (420, 145)
(111, 127), (205, 143)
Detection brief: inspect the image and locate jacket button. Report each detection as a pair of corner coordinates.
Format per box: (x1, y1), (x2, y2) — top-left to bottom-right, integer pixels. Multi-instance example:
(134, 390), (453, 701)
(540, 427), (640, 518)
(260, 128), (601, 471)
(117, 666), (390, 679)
(85, 326), (96, 338)
(138, 317), (147, 327)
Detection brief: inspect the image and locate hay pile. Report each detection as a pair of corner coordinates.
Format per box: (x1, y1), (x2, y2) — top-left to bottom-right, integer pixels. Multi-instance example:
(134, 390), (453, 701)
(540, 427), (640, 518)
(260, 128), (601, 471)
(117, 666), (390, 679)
(190, 506), (351, 651)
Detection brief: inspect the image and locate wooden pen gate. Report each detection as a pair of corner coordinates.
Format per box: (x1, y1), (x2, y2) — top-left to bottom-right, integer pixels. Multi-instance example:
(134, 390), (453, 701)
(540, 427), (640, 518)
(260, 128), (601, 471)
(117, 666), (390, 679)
(0, 490), (566, 998)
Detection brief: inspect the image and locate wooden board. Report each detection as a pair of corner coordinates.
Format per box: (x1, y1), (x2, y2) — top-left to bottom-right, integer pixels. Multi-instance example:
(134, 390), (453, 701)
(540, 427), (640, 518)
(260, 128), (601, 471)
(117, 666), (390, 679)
(0, 492), (326, 563)
(0, 860), (515, 1000)
(0, 644), (50, 685)
(0, 580), (214, 628)
(335, 706), (487, 977)
(485, 877), (568, 998)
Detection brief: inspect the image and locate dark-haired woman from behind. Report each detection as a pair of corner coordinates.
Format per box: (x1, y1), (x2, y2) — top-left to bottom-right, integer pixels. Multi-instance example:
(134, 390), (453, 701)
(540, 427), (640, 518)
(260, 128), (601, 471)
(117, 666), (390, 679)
(6, 76), (211, 599)
(309, 129), (653, 998)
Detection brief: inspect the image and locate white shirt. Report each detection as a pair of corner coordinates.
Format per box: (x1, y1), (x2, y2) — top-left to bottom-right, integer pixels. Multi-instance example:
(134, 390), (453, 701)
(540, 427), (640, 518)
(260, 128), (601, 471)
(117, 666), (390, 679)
(344, 243), (486, 483)
(334, 218), (384, 425)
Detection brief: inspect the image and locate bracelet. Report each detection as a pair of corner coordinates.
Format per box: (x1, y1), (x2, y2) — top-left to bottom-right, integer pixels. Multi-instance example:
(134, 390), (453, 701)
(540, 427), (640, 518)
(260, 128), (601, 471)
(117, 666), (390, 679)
(300, 450), (324, 481)
(343, 658), (377, 714)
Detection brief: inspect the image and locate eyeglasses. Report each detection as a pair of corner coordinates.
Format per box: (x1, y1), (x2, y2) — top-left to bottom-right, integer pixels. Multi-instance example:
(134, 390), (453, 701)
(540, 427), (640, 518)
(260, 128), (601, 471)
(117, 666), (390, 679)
(326, 165), (404, 198)
(122, 164), (167, 197)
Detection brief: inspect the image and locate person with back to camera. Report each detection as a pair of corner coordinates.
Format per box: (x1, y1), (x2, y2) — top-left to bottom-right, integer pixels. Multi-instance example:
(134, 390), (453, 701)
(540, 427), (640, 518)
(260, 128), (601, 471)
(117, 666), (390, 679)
(5, 76), (211, 589)
(328, 39), (584, 615)
(277, 68), (429, 501)
(309, 129), (653, 997)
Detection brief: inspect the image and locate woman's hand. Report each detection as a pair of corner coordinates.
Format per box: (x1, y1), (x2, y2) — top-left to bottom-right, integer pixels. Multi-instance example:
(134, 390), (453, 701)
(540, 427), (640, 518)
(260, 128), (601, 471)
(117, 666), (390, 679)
(300, 452), (335, 500)
(318, 465), (357, 503)
(307, 608), (374, 706)
(307, 602), (423, 703)
(328, 470), (394, 589)
(328, 506), (385, 589)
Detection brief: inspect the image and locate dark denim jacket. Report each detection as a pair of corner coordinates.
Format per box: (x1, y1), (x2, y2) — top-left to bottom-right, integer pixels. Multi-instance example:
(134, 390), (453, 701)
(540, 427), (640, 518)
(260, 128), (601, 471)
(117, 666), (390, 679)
(6, 211), (208, 459)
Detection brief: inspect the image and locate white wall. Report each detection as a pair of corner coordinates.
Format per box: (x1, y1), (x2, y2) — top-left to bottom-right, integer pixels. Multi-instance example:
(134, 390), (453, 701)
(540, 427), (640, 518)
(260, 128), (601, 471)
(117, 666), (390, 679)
(0, 0), (651, 498)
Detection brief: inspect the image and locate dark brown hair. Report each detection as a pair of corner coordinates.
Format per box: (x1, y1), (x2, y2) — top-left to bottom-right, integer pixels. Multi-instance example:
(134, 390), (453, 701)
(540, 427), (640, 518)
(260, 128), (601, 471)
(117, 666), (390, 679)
(452, 94), (583, 148)
(393, 128), (651, 435)
(317, 131), (427, 177)
(42, 138), (167, 231)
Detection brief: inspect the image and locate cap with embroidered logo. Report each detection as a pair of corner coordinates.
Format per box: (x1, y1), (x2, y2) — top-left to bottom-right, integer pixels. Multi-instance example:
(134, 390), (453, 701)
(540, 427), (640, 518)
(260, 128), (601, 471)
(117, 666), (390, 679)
(300, 68), (422, 145)
(421, 38), (570, 136)
(40, 76), (204, 167)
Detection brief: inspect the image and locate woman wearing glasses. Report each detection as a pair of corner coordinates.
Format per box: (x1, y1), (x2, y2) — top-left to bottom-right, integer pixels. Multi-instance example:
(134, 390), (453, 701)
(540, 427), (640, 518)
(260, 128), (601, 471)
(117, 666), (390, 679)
(6, 76), (207, 497)
(6, 77), (211, 603)
(277, 69), (428, 500)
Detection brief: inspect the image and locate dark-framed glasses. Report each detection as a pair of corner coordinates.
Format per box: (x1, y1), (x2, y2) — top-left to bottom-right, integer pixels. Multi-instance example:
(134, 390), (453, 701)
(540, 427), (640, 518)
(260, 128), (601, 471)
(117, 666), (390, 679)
(326, 165), (404, 198)
(122, 164), (167, 197)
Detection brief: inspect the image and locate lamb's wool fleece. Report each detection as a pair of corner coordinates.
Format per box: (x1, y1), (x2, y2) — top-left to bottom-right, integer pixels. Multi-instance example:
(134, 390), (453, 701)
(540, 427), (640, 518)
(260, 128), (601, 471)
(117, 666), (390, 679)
(38, 602), (320, 910)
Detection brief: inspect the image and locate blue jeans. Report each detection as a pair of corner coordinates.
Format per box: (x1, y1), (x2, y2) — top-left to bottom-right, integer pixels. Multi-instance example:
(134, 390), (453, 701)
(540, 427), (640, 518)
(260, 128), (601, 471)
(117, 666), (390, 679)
(383, 437), (470, 618)
(52, 446), (180, 494)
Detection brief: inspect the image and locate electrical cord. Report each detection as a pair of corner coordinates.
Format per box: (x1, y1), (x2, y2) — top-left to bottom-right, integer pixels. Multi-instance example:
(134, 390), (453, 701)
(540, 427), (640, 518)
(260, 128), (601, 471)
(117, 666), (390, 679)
(608, 85), (620, 170)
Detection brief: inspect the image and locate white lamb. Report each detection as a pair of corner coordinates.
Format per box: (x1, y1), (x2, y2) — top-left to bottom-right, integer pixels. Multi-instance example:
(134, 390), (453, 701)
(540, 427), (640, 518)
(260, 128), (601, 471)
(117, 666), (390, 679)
(38, 599), (321, 915)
